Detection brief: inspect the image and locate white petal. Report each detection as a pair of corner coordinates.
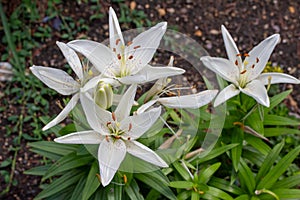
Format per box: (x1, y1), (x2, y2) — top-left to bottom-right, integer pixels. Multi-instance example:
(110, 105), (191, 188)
(118, 65), (185, 85)
(240, 80), (270, 107)
(80, 93), (112, 133)
(98, 139), (126, 187)
(109, 7), (125, 55)
(81, 76), (120, 92)
(43, 94), (79, 131)
(214, 84), (240, 107)
(30, 65), (79, 95)
(136, 99), (158, 114)
(158, 89), (218, 109)
(256, 72), (300, 85)
(125, 22), (167, 70)
(244, 34), (280, 80)
(115, 84), (137, 121)
(125, 140), (168, 167)
(201, 56), (239, 85)
(56, 41), (83, 80)
(67, 40), (115, 73)
(54, 130), (103, 144)
(221, 25), (242, 66)
(120, 106), (161, 139)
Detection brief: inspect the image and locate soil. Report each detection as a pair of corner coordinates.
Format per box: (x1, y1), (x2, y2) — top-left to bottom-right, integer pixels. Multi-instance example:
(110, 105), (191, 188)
(1, 0), (300, 199)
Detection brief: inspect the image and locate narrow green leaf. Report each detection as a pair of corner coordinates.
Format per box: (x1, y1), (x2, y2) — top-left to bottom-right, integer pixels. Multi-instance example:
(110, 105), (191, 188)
(30, 149), (61, 160)
(35, 169), (85, 200)
(245, 110), (264, 135)
(135, 173), (176, 200)
(234, 194), (250, 200)
(70, 176), (86, 200)
(205, 186), (233, 200)
(124, 179), (144, 200)
(264, 115), (300, 126)
(169, 181), (193, 189)
(43, 153), (94, 180)
(173, 161), (192, 181)
(272, 174), (300, 189)
(191, 191), (200, 200)
(28, 141), (79, 155)
(198, 162), (221, 184)
(177, 190), (191, 200)
(231, 129), (244, 172)
(24, 165), (51, 176)
(245, 135), (271, 155)
(272, 188), (300, 199)
(238, 158), (255, 194)
(257, 146), (300, 189)
(208, 177), (243, 195)
(82, 161), (100, 200)
(265, 89), (292, 111)
(264, 127), (300, 137)
(256, 141), (284, 182)
(190, 143), (239, 164)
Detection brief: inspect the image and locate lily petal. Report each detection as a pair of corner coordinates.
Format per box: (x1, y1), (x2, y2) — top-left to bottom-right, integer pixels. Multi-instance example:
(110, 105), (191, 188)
(214, 84), (240, 107)
(67, 40), (115, 73)
(257, 72), (300, 85)
(240, 80), (270, 107)
(43, 93), (80, 131)
(98, 139), (126, 187)
(118, 65), (185, 84)
(221, 25), (242, 66)
(30, 65), (79, 95)
(244, 34), (280, 80)
(80, 93), (112, 133)
(136, 99), (158, 114)
(125, 140), (168, 167)
(158, 90), (218, 109)
(120, 106), (161, 139)
(109, 7), (125, 55)
(81, 76), (120, 92)
(115, 84), (137, 121)
(56, 41), (83, 80)
(201, 56), (239, 85)
(54, 130), (103, 144)
(125, 22), (167, 71)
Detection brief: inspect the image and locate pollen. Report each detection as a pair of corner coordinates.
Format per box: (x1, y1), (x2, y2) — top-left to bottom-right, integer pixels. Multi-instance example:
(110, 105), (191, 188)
(116, 38), (121, 45)
(133, 45), (141, 49)
(240, 70), (247, 74)
(243, 53), (249, 57)
(117, 54), (121, 60)
(128, 55), (133, 60)
(236, 53), (242, 56)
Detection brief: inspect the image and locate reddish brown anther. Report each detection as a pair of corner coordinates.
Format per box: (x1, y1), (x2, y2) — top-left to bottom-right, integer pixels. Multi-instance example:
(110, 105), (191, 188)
(112, 112), (116, 121)
(133, 45), (141, 49)
(116, 38), (121, 45)
(127, 41), (133, 46)
(117, 54), (121, 60)
(235, 60), (239, 66)
(243, 53), (249, 57)
(256, 57), (259, 63)
(128, 123), (132, 131)
(105, 135), (110, 142)
(113, 48), (116, 52)
(240, 70), (247, 74)
(128, 55), (133, 60)
(236, 53), (242, 56)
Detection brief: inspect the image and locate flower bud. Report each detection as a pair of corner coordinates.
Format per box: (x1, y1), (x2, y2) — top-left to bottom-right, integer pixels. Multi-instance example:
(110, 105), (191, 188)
(94, 82), (113, 109)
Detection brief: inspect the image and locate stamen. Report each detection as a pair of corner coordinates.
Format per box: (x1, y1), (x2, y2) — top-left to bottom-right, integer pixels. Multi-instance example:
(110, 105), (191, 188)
(256, 57), (259, 63)
(113, 48), (116, 52)
(128, 123), (132, 131)
(235, 60), (239, 66)
(133, 45), (141, 49)
(127, 41), (133, 46)
(116, 38), (121, 45)
(240, 70), (247, 74)
(114, 135), (121, 139)
(107, 121), (112, 126)
(96, 174), (101, 183)
(128, 55), (133, 60)
(236, 53), (242, 56)
(123, 174), (127, 184)
(251, 64), (255, 68)
(233, 121), (245, 130)
(117, 54), (121, 60)
(112, 112), (116, 121)
(243, 53), (249, 57)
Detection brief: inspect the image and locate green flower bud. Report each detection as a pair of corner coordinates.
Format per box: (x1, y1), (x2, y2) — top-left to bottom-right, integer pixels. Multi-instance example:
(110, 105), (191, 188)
(94, 82), (113, 109)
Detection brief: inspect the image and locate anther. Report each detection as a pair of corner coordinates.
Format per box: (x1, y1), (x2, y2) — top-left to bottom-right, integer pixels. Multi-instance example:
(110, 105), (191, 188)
(116, 38), (121, 45)
(113, 48), (116, 52)
(105, 135), (110, 142)
(127, 137), (131, 141)
(128, 55), (133, 60)
(107, 121), (112, 126)
(240, 70), (247, 74)
(235, 60), (239, 66)
(127, 41), (133, 46)
(128, 123), (132, 131)
(133, 45), (141, 49)
(236, 53), (242, 56)
(117, 54), (121, 60)
(243, 53), (249, 57)
(256, 57), (259, 63)
(114, 135), (121, 139)
(112, 112), (116, 121)
(123, 174), (127, 184)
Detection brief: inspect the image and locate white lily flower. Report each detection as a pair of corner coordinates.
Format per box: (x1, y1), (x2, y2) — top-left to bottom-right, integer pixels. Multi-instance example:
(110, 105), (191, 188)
(30, 42), (116, 131)
(67, 7), (185, 86)
(201, 25), (300, 107)
(137, 57), (218, 114)
(54, 84), (168, 187)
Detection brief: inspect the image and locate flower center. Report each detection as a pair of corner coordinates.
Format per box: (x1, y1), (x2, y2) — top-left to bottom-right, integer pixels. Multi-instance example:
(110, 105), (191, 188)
(105, 112), (132, 141)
